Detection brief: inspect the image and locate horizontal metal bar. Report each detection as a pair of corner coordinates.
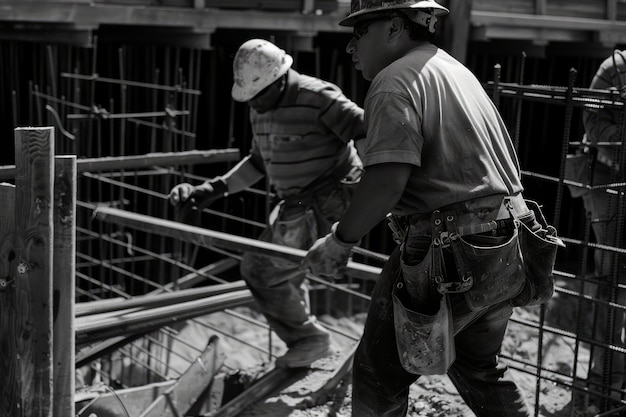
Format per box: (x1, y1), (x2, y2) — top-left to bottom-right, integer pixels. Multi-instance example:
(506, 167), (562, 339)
(66, 109), (190, 120)
(75, 289), (253, 345)
(93, 207), (383, 281)
(76, 281), (248, 317)
(60, 72), (202, 95)
(0, 149), (239, 180)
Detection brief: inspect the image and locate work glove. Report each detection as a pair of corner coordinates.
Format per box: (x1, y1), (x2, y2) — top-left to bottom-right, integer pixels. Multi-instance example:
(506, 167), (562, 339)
(169, 178), (228, 209)
(301, 222), (358, 280)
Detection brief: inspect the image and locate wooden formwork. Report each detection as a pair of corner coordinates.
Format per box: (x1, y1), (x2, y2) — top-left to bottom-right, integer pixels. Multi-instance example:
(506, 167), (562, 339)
(0, 127), (77, 417)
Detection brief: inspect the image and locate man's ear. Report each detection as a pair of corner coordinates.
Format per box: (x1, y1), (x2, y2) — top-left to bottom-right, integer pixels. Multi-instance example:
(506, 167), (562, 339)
(387, 16), (405, 41)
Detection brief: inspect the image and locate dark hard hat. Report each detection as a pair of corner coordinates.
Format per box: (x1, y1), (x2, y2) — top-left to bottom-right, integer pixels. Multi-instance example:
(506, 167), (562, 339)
(340, 0), (449, 27)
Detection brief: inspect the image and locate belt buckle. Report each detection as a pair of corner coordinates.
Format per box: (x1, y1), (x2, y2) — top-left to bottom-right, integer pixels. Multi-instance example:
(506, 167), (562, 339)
(436, 274), (473, 294)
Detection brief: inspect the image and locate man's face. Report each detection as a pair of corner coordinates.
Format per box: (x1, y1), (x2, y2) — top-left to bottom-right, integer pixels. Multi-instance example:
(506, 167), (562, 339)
(248, 77), (285, 113)
(346, 17), (392, 81)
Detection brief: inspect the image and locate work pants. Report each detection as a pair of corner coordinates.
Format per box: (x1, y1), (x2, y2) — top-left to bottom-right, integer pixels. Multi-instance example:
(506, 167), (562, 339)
(581, 162), (626, 393)
(240, 184), (351, 347)
(352, 231), (532, 416)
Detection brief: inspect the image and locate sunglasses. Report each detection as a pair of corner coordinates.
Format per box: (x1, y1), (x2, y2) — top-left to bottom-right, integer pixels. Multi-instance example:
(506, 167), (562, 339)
(353, 17), (392, 40)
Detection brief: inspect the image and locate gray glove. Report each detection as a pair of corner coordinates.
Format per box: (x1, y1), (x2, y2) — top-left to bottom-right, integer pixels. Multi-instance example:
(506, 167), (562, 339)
(169, 178), (227, 209)
(301, 222), (358, 279)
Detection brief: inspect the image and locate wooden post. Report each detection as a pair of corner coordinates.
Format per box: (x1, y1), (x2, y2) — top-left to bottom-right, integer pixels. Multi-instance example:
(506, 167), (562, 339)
(52, 155), (76, 417)
(0, 182), (18, 416)
(12, 127), (54, 417)
(440, 0), (472, 64)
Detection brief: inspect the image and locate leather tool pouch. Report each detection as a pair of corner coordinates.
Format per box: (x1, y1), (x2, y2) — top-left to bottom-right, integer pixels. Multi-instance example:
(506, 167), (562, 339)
(392, 213), (455, 375)
(392, 279), (454, 376)
(510, 200), (561, 307)
(445, 214), (525, 311)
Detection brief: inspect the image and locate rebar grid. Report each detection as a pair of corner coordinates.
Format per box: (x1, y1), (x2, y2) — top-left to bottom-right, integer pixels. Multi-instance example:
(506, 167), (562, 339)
(6, 35), (626, 415)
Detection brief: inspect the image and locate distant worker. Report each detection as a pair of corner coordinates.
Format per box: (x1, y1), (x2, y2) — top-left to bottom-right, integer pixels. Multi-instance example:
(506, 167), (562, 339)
(302, 1), (562, 416)
(579, 49), (626, 410)
(169, 38), (365, 368)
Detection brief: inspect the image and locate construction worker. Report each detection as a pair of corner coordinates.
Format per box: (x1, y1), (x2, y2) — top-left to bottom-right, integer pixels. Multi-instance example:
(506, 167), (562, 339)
(578, 49), (626, 411)
(169, 38), (365, 368)
(302, 1), (561, 416)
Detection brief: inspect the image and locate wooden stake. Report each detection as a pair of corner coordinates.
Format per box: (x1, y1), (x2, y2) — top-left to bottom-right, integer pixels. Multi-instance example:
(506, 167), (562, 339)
(13, 126), (55, 417)
(52, 155), (76, 417)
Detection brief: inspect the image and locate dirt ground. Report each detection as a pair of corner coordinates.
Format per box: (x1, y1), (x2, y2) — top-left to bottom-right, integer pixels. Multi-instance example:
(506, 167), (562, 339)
(167, 287), (590, 417)
(80, 279), (609, 417)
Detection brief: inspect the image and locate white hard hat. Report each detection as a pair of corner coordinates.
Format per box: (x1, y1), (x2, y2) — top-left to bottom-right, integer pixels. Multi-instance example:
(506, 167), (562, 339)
(339, 0), (449, 28)
(231, 39), (294, 102)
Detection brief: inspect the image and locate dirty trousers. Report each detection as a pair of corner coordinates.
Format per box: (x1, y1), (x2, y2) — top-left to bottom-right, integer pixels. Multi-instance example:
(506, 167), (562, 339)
(352, 244), (531, 417)
(239, 185), (350, 347)
(581, 162), (626, 391)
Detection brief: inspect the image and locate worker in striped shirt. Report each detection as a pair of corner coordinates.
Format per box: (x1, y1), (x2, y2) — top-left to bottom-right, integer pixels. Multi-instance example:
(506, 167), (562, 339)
(577, 49), (626, 411)
(169, 38), (365, 368)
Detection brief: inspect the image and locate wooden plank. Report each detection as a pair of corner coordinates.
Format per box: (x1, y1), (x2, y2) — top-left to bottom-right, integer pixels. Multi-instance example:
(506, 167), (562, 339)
(74, 258), (240, 368)
(545, 0), (608, 19)
(0, 28), (92, 47)
(75, 289), (253, 345)
(138, 335), (225, 417)
(211, 367), (309, 417)
(93, 207), (382, 280)
(52, 155), (76, 417)
(0, 3), (352, 34)
(471, 10), (626, 31)
(0, 149), (240, 181)
(296, 343), (358, 408)
(0, 183), (18, 417)
(76, 280), (247, 317)
(13, 126), (55, 417)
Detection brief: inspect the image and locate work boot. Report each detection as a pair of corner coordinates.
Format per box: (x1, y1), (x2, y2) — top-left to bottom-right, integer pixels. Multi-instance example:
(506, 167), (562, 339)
(275, 336), (333, 368)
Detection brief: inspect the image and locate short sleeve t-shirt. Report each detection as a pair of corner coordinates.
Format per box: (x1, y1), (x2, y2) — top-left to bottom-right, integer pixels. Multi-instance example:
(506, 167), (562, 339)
(361, 44), (523, 216)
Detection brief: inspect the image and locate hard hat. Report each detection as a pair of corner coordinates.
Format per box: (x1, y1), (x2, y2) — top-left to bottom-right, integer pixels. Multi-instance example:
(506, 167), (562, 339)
(231, 39), (293, 102)
(339, 0), (449, 28)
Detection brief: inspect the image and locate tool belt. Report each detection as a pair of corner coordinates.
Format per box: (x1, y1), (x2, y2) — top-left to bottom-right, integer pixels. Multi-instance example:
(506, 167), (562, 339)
(389, 193), (562, 309)
(390, 193), (529, 241)
(390, 193), (563, 375)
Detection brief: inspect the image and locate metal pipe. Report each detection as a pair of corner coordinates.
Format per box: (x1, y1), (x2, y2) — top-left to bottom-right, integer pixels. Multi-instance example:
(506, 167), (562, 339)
(76, 281), (247, 317)
(75, 289), (253, 345)
(93, 206), (382, 281)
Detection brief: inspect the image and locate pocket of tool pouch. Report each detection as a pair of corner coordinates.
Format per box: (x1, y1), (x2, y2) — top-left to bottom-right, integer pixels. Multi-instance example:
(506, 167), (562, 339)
(509, 221), (559, 307)
(393, 243), (455, 375)
(392, 280), (455, 376)
(452, 228), (525, 311)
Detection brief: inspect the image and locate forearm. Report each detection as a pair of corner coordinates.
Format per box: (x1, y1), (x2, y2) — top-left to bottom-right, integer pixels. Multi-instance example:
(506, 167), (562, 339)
(219, 154), (265, 194)
(335, 163), (413, 243)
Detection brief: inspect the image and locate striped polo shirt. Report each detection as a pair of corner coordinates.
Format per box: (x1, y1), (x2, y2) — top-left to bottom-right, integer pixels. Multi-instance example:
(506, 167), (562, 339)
(583, 50), (626, 168)
(249, 69), (365, 198)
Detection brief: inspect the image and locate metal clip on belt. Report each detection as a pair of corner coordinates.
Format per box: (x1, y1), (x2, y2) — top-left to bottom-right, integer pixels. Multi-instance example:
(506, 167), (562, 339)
(386, 212), (406, 244)
(435, 213), (474, 295)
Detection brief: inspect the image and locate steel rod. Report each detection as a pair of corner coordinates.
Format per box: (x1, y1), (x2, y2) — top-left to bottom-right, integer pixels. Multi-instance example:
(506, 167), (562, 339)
(76, 281), (248, 317)
(93, 207), (382, 281)
(0, 149), (239, 180)
(75, 290), (253, 345)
